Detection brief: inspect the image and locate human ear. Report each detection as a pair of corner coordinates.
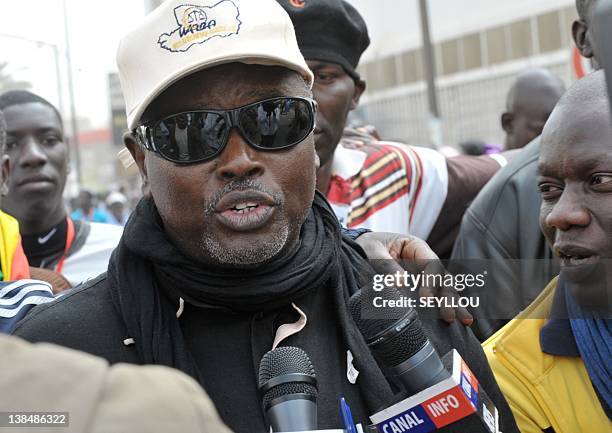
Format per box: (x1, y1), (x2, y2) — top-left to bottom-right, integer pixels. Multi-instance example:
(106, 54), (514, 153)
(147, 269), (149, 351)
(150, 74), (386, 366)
(501, 112), (514, 134)
(572, 19), (594, 59)
(0, 154), (9, 196)
(350, 79), (366, 111)
(123, 131), (150, 196)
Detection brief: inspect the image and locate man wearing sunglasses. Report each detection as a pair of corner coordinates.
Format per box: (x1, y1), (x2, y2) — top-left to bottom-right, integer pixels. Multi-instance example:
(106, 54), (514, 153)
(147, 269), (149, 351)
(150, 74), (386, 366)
(13, 1), (517, 432)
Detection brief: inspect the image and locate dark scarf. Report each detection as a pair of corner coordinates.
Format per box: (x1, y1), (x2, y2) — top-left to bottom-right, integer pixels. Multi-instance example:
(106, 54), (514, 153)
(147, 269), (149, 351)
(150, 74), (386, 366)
(107, 192), (395, 412)
(565, 281), (612, 414)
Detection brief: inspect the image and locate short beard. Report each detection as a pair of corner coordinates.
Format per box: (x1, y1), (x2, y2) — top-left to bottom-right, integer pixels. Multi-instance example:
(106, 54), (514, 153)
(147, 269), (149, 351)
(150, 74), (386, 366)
(200, 222), (290, 266)
(198, 179), (297, 266)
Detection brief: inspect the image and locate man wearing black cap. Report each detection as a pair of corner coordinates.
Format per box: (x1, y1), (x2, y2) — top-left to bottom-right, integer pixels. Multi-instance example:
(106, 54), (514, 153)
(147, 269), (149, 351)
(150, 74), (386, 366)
(279, 0), (506, 258)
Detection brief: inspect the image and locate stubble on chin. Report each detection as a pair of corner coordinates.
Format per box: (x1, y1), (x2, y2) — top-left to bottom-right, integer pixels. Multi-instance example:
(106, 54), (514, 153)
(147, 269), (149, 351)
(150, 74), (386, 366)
(198, 222), (290, 266)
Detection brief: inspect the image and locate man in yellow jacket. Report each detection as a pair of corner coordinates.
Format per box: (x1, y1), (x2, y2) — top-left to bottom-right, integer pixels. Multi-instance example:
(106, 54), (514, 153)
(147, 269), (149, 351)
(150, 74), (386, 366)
(484, 70), (611, 432)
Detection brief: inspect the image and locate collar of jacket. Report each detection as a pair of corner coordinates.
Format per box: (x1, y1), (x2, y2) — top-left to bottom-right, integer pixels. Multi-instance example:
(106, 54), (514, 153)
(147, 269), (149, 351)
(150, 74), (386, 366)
(484, 276), (610, 432)
(486, 277), (557, 383)
(539, 275), (580, 357)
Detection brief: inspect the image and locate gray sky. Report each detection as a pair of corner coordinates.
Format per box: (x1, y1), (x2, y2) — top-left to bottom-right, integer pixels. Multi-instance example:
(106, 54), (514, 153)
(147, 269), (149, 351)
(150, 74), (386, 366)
(0, 0), (144, 129)
(0, 0), (573, 130)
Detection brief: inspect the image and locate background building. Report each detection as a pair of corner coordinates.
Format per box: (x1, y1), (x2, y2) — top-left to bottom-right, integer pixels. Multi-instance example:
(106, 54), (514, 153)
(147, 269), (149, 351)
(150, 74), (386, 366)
(349, 0), (583, 148)
(0, 0), (591, 193)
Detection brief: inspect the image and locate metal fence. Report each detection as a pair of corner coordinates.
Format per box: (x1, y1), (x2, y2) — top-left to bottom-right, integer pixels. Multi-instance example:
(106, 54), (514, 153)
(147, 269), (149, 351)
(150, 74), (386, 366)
(355, 51), (575, 147)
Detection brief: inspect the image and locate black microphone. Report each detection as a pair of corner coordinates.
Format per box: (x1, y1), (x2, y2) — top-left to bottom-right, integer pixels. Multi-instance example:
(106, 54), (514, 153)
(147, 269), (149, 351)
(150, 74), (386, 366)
(349, 289), (450, 394)
(258, 346), (318, 432)
(349, 289), (501, 433)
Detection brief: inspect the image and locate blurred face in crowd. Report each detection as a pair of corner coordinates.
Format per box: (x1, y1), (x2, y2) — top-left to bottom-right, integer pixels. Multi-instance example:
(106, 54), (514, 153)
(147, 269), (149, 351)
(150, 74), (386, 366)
(503, 97), (559, 150)
(109, 202), (125, 222)
(307, 60), (365, 171)
(1, 103), (68, 233)
(502, 70), (565, 150)
(125, 64), (317, 267)
(538, 72), (612, 307)
(76, 190), (94, 212)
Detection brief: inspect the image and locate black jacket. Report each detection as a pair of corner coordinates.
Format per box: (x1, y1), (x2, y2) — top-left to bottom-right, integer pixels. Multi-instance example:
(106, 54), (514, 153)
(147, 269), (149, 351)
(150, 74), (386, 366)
(13, 272), (519, 433)
(451, 138), (559, 340)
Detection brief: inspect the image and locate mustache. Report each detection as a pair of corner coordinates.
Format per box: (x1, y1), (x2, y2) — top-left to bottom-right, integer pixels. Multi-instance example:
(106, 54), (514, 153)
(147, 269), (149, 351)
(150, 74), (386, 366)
(203, 179), (283, 214)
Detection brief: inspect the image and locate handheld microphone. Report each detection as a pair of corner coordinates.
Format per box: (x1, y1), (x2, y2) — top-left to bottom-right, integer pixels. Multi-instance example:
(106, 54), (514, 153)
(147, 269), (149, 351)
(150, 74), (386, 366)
(258, 346), (318, 432)
(349, 289), (500, 432)
(348, 290), (449, 394)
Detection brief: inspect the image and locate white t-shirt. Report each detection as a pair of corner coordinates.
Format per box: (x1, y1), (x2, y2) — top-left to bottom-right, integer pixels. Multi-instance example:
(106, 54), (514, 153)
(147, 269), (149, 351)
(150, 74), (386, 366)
(327, 141), (448, 240)
(61, 223), (123, 286)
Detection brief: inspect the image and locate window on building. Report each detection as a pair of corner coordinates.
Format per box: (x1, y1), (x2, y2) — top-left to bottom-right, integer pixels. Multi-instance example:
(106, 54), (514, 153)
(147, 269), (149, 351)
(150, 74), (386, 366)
(441, 39), (460, 75)
(486, 26), (508, 65)
(379, 55), (399, 89)
(400, 49), (423, 84)
(461, 32), (482, 71)
(538, 11), (562, 53)
(509, 19), (533, 59)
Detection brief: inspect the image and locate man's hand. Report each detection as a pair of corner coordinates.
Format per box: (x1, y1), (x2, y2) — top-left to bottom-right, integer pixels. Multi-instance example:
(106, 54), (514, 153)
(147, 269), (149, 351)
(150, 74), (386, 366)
(340, 125), (381, 149)
(355, 232), (473, 326)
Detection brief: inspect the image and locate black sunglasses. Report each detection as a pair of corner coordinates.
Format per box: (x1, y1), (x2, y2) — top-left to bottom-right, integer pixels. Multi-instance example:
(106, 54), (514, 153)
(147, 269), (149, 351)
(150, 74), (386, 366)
(135, 96), (316, 164)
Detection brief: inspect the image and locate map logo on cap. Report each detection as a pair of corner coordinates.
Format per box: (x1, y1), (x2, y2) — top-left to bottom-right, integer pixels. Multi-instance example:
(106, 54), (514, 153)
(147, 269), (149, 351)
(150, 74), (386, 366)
(158, 0), (242, 53)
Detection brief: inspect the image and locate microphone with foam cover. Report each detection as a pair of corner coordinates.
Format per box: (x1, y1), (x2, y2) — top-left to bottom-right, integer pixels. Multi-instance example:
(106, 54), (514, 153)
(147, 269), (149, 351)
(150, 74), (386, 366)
(348, 290), (450, 394)
(258, 346), (318, 432)
(350, 291), (502, 432)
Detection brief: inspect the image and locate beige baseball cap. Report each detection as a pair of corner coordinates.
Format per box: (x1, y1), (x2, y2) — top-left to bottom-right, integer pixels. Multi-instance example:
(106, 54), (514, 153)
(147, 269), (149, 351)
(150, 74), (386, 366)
(117, 0), (314, 130)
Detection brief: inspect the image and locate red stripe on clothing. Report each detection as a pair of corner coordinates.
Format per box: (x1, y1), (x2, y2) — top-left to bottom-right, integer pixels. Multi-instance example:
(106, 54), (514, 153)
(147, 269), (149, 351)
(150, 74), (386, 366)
(348, 177), (409, 226)
(406, 147), (424, 223)
(350, 160), (403, 200)
(351, 149), (409, 198)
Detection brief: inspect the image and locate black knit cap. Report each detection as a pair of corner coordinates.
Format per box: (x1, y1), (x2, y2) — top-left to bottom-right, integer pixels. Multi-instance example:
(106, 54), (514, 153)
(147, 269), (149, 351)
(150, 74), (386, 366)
(277, 0), (370, 80)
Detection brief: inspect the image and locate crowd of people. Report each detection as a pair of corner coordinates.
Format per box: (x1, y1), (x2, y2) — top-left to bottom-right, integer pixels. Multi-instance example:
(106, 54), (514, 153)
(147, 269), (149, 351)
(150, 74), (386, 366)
(69, 189), (132, 226)
(0, 0), (609, 432)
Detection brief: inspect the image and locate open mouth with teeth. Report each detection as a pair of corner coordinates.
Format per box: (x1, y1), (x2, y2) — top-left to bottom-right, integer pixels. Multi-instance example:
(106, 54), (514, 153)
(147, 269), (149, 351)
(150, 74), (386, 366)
(217, 199), (274, 231)
(230, 202), (261, 214)
(558, 252), (599, 266)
